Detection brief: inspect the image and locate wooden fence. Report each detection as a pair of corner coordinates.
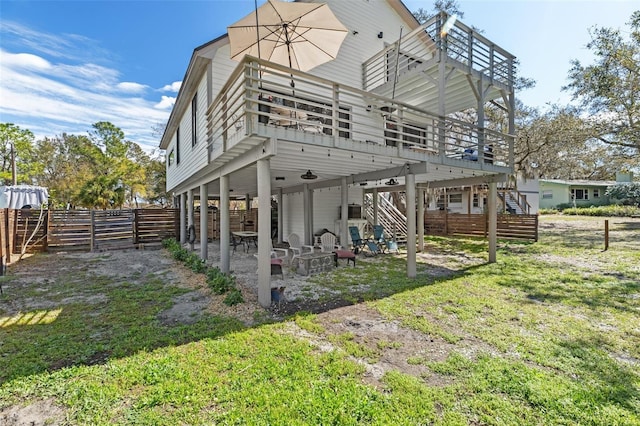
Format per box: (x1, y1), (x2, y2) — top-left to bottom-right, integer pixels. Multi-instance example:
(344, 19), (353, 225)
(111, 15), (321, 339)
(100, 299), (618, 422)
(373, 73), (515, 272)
(425, 212), (538, 241)
(0, 209), (180, 267)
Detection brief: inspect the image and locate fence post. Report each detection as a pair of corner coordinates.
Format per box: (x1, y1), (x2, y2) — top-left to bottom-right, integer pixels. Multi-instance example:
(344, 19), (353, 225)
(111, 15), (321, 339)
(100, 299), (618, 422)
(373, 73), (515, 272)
(90, 210), (96, 252)
(133, 209), (139, 244)
(604, 219), (609, 251)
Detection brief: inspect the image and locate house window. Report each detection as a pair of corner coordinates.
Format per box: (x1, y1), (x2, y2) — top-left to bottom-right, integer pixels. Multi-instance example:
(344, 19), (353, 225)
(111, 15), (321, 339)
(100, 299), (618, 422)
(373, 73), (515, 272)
(593, 189), (600, 198)
(191, 93), (198, 147)
(571, 188), (588, 200)
(542, 190), (553, 199)
(168, 149), (175, 166)
(176, 126), (181, 165)
(436, 193), (463, 209)
(473, 194), (479, 207)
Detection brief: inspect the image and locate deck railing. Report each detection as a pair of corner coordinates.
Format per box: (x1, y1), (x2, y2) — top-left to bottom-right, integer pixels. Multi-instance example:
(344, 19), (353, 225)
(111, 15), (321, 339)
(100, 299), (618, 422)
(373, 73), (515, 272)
(206, 56), (512, 167)
(363, 12), (515, 92)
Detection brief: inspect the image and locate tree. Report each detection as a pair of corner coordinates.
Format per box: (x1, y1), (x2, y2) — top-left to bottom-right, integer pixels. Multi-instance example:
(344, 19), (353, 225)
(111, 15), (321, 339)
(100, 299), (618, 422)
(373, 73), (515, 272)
(606, 182), (640, 206)
(564, 11), (640, 153)
(0, 123), (36, 185)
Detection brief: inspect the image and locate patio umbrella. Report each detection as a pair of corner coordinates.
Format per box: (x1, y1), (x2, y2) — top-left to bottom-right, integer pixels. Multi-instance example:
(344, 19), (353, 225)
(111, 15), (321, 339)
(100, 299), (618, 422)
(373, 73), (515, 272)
(228, 0), (348, 73)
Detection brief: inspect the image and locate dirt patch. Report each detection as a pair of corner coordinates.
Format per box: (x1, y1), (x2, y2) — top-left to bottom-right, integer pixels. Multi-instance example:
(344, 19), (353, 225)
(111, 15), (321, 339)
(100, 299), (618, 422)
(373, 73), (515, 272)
(0, 398), (65, 426)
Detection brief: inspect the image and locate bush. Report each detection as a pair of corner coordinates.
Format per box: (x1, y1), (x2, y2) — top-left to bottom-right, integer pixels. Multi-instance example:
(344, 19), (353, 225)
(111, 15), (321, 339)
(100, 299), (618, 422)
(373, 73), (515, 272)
(539, 208), (559, 215)
(224, 288), (244, 306)
(561, 205), (640, 217)
(206, 267), (236, 294)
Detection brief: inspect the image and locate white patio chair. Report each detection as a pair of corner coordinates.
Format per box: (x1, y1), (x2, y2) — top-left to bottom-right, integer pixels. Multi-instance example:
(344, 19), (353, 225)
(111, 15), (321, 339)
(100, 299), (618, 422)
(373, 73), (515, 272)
(287, 233), (314, 262)
(319, 232), (341, 253)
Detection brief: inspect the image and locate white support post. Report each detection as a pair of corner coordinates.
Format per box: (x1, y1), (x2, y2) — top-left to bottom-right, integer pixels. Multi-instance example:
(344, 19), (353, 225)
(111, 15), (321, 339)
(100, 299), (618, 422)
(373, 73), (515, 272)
(200, 183), (208, 261)
(220, 176), (230, 273)
(303, 183), (312, 246)
(341, 177), (348, 249)
(406, 172), (416, 278)
(179, 193), (187, 244)
(187, 188), (194, 251)
(488, 182), (497, 263)
(257, 159), (272, 308)
(372, 188), (379, 225)
(417, 187), (424, 252)
(277, 188), (283, 244)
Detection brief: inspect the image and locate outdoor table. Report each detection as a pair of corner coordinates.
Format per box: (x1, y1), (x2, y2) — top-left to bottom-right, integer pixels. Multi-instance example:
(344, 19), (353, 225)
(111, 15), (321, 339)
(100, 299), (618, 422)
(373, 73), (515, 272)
(232, 231), (258, 251)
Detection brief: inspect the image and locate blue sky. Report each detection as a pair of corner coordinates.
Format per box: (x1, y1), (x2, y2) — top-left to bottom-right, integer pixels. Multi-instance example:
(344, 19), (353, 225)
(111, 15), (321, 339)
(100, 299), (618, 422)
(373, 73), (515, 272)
(0, 0), (637, 153)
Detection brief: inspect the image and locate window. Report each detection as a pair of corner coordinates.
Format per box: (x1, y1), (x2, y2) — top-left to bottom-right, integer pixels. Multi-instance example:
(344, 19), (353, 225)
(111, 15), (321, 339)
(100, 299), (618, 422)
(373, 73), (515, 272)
(191, 93), (198, 147)
(168, 149), (175, 166)
(436, 193), (463, 209)
(593, 189), (600, 198)
(473, 193), (479, 207)
(176, 126), (181, 165)
(571, 188), (588, 200)
(542, 190), (553, 199)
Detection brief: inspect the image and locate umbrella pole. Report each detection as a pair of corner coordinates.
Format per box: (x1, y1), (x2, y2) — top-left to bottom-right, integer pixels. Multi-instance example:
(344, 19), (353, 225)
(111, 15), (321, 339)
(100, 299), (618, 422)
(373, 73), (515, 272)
(254, 0), (263, 86)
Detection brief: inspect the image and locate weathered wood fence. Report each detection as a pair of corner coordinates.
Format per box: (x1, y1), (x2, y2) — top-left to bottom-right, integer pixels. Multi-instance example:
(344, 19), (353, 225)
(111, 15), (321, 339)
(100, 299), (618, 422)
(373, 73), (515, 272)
(0, 209), (180, 266)
(424, 212), (538, 241)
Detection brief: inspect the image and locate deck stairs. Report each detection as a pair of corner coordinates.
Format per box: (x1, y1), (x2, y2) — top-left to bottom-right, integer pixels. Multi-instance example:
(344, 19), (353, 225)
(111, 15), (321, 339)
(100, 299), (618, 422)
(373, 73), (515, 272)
(363, 193), (408, 244)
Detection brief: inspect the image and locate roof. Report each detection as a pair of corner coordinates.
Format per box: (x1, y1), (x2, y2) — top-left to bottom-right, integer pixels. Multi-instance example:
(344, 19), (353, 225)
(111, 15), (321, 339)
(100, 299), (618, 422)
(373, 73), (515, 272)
(539, 179), (617, 187)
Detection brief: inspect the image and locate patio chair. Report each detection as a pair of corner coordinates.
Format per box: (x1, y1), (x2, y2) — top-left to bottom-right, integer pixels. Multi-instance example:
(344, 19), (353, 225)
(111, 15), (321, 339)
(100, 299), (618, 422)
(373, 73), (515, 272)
(372, 224), (387, 254)
(319, 232), (341, 253)
(287, 233), (314, 262)
(348, 226), (367, 252)
(230, 232), (244, 253)
(270, 239), (289, 262)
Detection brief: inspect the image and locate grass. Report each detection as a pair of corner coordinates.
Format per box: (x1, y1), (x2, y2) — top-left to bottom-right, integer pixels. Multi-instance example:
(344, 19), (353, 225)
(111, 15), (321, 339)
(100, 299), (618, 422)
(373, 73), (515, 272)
(1, 215), (639, 424)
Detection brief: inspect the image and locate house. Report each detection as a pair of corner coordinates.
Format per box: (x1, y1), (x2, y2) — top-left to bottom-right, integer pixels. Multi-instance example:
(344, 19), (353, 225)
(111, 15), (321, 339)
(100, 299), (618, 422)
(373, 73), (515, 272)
(159, 0), (517, 307)
(539, 172), (635, 209)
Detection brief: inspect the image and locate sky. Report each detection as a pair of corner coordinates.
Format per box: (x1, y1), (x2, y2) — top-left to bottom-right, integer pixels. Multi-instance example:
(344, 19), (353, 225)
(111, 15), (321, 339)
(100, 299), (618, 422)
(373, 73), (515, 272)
(0, 0), (638, 153)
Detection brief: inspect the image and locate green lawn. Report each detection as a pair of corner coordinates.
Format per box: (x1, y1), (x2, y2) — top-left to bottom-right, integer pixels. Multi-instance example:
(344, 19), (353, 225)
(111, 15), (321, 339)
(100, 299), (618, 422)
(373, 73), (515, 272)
(1, 215), (638, 425)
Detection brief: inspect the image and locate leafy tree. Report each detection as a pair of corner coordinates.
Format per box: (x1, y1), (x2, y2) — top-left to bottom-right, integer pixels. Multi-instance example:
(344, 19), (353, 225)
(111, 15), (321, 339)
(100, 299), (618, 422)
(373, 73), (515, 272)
(563, 11), (640, 152)
(0, 123), (36, 185)
(606, 182), (640, 206)
(78, 175), (125, 209)
(31, 134), (97, 207)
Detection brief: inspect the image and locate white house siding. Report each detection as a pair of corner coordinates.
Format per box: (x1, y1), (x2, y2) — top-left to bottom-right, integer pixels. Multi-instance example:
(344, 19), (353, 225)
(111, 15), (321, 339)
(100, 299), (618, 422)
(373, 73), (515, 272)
(305, 0), (413, 89)
(282, 186), (363, 242)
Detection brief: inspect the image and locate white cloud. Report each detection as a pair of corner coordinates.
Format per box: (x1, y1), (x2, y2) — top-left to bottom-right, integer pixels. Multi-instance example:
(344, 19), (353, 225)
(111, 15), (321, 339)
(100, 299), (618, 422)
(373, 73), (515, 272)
(161, 81), (182, 92)
(117, 82), (148, 94)
(1, 52), (52, 70)
(155, 96), (176, 110)
(0, 47), (169, 152)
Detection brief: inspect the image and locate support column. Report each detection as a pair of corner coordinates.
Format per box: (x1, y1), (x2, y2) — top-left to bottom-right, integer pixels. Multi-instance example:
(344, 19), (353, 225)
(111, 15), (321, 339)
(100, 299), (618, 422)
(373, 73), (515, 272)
(277, 188), (283, 243)
(303, 183), (312, 246)
(179, 193), (187, 244)
(220, 175), (230, 273)
(406, 172), (416, 278)
(200, 183), (208, 261)
(340, 177), (348, 249)
(417, 187), (424, 252)
(372, 188), (379, 225)
(187, 188), (194, 251)
(257, 159), (272, 308)
(488, 182), (497, 263)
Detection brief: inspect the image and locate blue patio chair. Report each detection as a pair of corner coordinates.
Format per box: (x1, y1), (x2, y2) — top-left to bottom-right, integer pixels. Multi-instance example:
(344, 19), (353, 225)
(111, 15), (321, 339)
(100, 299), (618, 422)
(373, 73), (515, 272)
(348, 226), (367, 252)
(372, 225), (387, 253)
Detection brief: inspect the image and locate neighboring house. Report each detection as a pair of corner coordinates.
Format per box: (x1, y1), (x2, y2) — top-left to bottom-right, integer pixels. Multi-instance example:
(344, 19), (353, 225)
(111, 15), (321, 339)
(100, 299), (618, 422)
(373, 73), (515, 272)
(539, 179), (615, 209)
(160, 0), (517, 306)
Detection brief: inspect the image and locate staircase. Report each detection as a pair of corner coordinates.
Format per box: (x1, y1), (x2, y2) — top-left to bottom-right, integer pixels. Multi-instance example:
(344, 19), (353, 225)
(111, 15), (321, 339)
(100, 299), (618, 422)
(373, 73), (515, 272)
(363, 193), (408, 243)
(498, 188), (531, 215)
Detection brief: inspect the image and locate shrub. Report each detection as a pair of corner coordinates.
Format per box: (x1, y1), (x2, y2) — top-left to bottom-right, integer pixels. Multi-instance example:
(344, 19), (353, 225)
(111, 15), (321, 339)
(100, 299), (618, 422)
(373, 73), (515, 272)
(224, 288), (244, 306)
(206, 267), (236, 294)
(562, 205), (640, 217)
(539, 208), (559, 215)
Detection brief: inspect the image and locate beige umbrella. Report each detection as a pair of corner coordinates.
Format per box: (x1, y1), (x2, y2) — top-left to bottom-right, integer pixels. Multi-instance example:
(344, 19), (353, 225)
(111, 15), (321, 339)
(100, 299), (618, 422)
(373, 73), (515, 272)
(228, 0), (348, 72)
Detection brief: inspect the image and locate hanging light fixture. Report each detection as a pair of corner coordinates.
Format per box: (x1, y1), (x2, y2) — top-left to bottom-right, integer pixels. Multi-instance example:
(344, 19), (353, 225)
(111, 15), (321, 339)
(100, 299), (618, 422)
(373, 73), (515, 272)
(385, 178), (399, 186)
(300, 170), (318, 180)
